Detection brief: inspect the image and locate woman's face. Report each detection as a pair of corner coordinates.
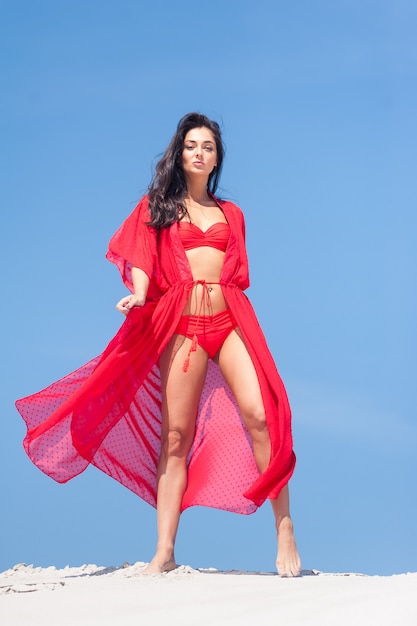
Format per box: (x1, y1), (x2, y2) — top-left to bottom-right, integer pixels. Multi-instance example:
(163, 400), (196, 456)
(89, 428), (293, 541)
(182, 127), (217, 182)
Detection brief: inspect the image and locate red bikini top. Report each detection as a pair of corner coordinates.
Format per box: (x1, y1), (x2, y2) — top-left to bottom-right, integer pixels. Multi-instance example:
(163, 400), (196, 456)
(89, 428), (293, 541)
(178, 221), (230, 252)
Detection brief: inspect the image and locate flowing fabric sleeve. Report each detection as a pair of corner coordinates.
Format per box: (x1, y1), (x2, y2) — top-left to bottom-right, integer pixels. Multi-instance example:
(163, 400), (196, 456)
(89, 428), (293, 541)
(106, 196), (158, 293)
(240, 206), (246, 243)
(220, 200), (250, 291)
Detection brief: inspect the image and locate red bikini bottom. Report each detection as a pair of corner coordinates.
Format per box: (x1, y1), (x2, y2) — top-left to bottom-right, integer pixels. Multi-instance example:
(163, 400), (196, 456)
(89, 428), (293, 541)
(175, 309), (237, 371)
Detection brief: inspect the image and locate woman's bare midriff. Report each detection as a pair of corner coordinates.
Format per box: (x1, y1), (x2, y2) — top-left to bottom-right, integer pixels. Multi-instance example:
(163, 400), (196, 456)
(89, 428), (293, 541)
(182, 246), (227, 316)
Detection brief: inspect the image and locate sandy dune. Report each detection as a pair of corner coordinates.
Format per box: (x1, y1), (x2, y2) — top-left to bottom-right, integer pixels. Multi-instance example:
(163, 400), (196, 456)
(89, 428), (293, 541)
(1, 562), (415, 625)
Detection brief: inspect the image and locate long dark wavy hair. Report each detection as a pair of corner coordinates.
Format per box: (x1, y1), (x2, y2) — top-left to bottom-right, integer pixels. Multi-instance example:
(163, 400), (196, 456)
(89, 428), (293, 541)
(147, 112), (225, 228)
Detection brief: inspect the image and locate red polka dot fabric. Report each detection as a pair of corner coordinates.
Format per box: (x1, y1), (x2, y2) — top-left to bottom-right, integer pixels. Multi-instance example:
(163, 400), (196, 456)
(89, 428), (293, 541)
(16, 196), (296, 512)
(16, 349), (259, 514)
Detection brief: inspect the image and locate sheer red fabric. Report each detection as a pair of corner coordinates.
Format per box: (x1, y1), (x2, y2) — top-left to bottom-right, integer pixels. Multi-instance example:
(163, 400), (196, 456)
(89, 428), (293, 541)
(15, 196), (295, 514)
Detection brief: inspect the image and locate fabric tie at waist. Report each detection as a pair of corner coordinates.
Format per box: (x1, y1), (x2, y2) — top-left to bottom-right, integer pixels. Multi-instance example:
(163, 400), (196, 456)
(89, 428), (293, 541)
(182, 280), (220, 372)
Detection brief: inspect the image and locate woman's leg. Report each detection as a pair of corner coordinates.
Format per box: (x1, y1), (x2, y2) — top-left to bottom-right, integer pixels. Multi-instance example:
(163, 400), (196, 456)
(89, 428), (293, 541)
(217, 330), (301, 577)
(144, 334), (209, 573)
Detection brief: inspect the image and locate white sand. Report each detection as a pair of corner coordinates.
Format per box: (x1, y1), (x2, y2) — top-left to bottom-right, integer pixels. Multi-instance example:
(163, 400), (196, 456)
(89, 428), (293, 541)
(0, 562), (415, 626)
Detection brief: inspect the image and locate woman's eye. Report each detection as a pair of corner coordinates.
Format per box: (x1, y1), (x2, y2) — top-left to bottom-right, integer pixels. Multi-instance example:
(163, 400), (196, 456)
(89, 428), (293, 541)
(204, 146), (214, 151)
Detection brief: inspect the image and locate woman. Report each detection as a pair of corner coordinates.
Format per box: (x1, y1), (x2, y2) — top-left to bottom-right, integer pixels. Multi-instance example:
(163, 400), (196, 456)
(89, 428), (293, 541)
(16, 113), (301, 577)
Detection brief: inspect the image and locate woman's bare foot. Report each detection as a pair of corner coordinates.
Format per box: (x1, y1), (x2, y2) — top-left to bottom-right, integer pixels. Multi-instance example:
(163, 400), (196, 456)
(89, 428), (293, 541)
(276, 516), (301, 577)
(142, 553), (177, 575)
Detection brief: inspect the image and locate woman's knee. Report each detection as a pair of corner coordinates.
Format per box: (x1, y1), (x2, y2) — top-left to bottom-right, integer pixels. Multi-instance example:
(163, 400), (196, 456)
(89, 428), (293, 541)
(244, 406), (268, 438)
(161, 427), (193, 458)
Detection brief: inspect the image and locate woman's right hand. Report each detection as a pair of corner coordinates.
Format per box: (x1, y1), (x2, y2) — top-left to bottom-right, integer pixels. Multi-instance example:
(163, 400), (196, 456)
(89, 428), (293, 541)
(116, 293), (146, 316)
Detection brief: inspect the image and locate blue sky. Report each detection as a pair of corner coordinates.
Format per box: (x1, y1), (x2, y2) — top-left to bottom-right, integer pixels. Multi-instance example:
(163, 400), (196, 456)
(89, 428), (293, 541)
(1, 0), (416, 575)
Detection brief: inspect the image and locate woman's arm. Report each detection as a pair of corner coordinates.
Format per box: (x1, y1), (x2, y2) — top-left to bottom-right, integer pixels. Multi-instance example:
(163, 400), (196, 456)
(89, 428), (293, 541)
(116, 267), (150, 315)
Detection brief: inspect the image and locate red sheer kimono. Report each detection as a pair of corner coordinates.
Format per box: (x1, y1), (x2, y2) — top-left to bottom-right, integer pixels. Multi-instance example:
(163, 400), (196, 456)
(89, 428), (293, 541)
(16, 196), (295, 514)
